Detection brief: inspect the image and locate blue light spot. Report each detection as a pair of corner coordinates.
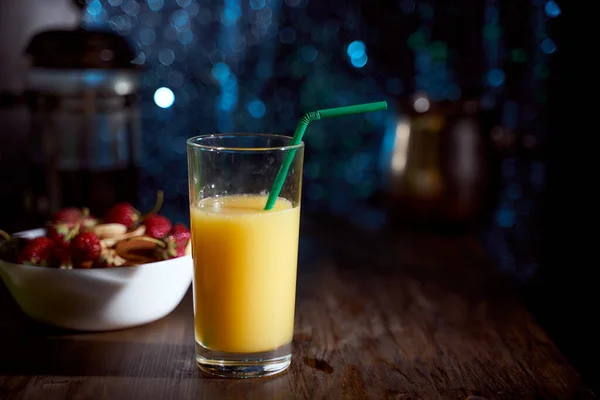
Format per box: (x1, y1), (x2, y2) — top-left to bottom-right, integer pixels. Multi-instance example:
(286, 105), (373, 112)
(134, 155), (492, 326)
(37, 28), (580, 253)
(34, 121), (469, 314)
(486, 68), (505, 87)
(250, 0), (265, 9)
(85, 11), (103, 25)
(140, 28), (156, 45)
(247, 99), (267, 118)
(83, 71), (106, 85)
(121, 0), (139, 15)
(350, 53), (368, 68)
(545, 1), (561, 17)
(221, 3), (242, 26)
(148, 0), (164, 11)
(108, 0), (122, 6)
(176, 0), (192, 6)
(299, 45), (318, 63)
(211, 62), (230, 82)
(154, 87), (175, 108)
(347, 40), (366, 59)
(158, 49), (175, 66)
(87, 0), (103, 16)
(497, 208), (516, 228)
(222, 77), (237, 91)
(218, 92), (237, 112)
(172, 9), (189, 27)
(185, 2), (199, 16)
(541, 38), (556, 54)
(223, 93), (236, 105)
(177, 29), (194, 45)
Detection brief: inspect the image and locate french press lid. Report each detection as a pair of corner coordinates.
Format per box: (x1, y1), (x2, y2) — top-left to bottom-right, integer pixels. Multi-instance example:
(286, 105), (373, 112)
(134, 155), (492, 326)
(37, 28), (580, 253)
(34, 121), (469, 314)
(24, 0), (139, 70)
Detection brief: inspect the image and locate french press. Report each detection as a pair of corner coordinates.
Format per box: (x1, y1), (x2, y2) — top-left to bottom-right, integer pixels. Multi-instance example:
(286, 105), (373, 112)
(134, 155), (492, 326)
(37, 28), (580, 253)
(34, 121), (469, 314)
(23, 0), (143, 218)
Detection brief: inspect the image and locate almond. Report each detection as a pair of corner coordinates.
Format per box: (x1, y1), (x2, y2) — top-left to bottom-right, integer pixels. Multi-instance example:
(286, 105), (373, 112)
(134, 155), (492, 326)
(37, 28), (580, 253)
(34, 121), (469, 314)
(99, 248), (127, 267)
(101, 238), (118, 248)
(122, 225), (146, 239)
(115, 237), (160, 264)
(82, 218), (99, 230)
(91, 223), (128, 239)
(100, 225), (146, 248)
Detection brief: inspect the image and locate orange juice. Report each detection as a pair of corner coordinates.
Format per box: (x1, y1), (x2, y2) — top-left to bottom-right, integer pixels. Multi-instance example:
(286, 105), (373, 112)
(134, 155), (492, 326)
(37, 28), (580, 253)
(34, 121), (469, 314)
(190, 195), (300, 353)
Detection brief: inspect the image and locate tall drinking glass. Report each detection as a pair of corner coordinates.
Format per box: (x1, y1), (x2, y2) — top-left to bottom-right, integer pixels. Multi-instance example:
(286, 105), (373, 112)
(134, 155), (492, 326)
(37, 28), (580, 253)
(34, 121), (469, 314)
(187, 134), (304, 378)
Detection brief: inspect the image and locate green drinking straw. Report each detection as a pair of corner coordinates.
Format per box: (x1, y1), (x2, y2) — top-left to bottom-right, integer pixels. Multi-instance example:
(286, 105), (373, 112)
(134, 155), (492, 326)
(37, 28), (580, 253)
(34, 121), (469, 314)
(264, 101), (388, 210)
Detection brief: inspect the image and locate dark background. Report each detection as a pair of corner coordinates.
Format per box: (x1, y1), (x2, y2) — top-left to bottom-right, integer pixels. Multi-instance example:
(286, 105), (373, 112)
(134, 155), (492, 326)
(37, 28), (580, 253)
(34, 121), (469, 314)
(0, 0), (550, 269)
(1, 0), (595, 393)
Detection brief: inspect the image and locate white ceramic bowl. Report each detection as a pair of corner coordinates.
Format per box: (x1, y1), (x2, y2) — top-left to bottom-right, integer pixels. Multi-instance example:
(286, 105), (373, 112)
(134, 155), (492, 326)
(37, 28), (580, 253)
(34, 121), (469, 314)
(0, 228), (193, 331)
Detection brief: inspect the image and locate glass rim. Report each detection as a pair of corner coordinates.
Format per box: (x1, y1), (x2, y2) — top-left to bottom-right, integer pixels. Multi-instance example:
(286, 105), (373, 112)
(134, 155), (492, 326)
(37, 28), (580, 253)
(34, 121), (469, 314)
(186, 133), (304, 152)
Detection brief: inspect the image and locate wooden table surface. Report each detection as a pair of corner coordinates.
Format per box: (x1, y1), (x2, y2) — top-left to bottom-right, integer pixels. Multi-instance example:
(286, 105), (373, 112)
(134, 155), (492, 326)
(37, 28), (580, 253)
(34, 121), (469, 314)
(0, 219), (593, 399)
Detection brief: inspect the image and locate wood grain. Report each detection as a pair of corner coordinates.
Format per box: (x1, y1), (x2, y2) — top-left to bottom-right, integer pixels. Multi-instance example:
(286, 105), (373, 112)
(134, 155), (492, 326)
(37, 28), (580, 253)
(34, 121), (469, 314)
(0, 220), (593, 399)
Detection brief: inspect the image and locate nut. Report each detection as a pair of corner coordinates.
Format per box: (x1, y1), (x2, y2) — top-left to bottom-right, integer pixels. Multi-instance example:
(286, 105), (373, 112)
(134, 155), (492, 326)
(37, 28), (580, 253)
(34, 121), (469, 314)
(101, 238), (118, 248)
(99, 225), (146, 248)
(99, 248), (127, 267)
(115, 237), (160, 264)
(91, 223), (128, 239)
(82, 218), (99, 230)
(122, 225), (146, 239)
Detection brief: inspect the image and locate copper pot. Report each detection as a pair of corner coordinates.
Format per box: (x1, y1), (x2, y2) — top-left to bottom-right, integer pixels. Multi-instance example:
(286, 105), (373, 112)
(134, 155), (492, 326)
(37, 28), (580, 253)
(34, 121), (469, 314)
(381, 96), (500, 229)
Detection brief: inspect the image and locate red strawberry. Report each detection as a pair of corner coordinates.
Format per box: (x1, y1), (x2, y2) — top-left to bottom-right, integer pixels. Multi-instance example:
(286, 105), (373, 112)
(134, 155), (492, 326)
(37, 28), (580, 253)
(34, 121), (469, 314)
(143, 214), (172, 239)
(17, 237), (59, 267)
(104, 203), (139, 229)
(157, 224), (191, 260)
(47, 222), (80, 249)
(51, 208), (83, 224)
(51, 207), (95, 230)
(70, 232), (102, 268)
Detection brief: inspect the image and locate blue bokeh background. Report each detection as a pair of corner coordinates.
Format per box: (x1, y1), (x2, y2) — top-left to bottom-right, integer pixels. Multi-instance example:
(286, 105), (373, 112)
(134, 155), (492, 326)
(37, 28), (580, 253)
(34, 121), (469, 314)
(81, 0), (555, 280)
